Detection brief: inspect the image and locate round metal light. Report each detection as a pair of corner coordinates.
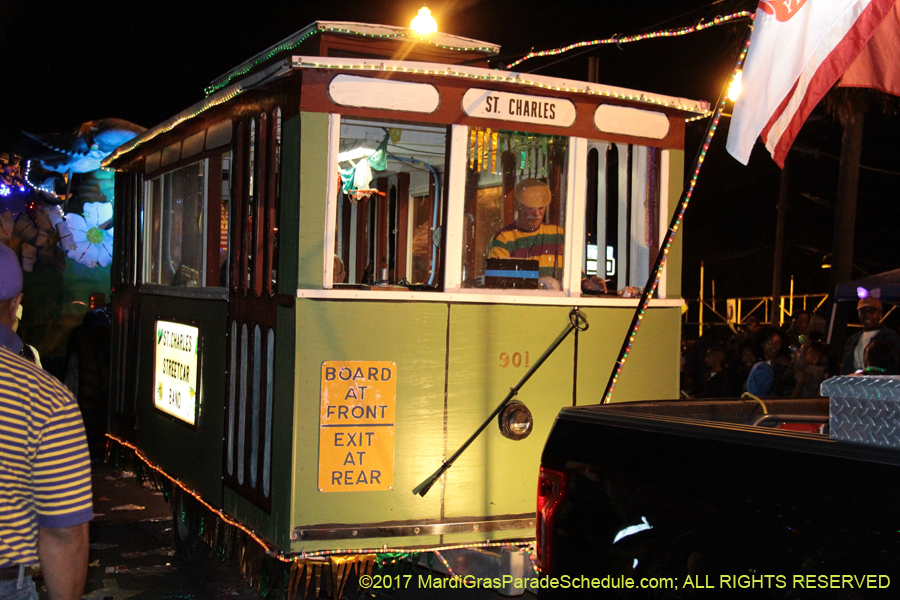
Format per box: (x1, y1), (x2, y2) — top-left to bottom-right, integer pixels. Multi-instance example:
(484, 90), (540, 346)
(498, 399), (533, 440)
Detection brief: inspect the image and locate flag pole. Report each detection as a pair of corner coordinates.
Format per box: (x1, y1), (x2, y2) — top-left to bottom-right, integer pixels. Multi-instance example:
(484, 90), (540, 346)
(601, 24), (754, 404)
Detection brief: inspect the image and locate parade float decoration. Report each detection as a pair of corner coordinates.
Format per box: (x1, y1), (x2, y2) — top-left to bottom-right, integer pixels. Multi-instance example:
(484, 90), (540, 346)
(0, 119), (143, 368)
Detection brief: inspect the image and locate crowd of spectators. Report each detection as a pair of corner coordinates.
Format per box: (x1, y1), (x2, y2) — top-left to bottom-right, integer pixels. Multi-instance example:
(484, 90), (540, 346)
(681, 300), (899, 399)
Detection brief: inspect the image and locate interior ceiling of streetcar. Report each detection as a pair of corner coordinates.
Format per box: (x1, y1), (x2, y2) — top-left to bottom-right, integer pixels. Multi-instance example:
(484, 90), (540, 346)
(339, 119), (446, 175)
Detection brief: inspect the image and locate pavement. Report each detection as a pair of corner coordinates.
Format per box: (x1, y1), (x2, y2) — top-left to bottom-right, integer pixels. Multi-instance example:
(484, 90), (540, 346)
(39, 458), (535, 600)
(39, 460), (261, 600)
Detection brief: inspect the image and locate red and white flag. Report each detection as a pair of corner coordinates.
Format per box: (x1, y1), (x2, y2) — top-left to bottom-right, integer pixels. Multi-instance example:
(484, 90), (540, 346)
(726, 0), (898, 168)
(840, 1), (900, 96)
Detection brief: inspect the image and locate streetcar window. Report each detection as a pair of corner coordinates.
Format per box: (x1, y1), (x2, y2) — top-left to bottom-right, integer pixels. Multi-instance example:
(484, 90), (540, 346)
(460, 129), (569, 291)
(271, 107), (281, 294)
(143, 154), (230, 288)
(583, 142), (661, 291)
(216, 151), (230, 287)
(334, 118), (446, 288)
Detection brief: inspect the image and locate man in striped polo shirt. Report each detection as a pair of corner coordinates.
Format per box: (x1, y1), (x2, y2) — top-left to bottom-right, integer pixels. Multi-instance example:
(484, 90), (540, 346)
(0, 245), (27, 357)
(0, 245), (93, 600)
(488, 179), (607, 293)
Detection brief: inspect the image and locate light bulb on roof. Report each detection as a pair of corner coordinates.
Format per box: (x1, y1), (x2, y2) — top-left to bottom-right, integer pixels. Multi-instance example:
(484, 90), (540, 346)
(411, 7), (438, 35)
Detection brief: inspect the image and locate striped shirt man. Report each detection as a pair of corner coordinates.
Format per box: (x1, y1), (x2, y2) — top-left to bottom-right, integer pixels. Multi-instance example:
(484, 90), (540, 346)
(0, 347), (93, 570)
(488, 223), (564, 279)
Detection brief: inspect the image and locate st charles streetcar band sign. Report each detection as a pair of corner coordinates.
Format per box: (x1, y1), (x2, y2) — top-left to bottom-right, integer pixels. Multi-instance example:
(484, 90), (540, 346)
(154, 320), (200, 426)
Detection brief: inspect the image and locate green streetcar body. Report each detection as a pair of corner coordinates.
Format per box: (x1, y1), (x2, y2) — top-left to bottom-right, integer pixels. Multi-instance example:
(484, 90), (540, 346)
(105, 21), (705, 557)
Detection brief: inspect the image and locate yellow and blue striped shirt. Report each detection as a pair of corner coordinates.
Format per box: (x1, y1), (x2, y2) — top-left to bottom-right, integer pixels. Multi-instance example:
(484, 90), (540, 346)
(0, 347), (93, 568)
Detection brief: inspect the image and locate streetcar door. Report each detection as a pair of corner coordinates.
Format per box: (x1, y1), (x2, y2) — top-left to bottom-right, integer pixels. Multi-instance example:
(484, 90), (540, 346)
(223, 105), (283, 510)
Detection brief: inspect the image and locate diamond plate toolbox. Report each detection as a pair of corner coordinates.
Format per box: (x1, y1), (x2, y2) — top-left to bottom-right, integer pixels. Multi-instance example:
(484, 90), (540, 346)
(822, 376), (900, 448)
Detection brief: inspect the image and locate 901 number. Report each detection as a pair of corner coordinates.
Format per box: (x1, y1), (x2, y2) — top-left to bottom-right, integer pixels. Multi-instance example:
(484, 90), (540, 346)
(499, 352), (530, 368)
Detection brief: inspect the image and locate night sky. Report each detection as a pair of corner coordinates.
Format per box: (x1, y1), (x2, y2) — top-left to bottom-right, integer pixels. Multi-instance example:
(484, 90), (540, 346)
(2, 0), (896, 301)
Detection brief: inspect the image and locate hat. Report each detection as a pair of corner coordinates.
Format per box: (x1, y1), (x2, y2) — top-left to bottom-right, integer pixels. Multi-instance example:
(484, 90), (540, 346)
(514, 179), (551, 208)
(0, 244), (23, 300)
(858, 297), (882, 311)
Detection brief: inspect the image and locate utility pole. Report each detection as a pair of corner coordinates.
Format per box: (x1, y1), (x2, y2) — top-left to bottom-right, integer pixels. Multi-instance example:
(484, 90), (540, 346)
(830, 105), (864, 291)
(828, 101), (865, 351)
(771, 153), (789, 325)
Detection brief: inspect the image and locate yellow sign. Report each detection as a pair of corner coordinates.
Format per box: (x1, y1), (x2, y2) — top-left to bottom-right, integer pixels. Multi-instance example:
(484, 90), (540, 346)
(319, 361), (396, 492)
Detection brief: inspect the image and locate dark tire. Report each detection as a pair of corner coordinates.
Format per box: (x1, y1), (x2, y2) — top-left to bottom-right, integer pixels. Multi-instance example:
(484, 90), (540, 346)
(172, 487), (207, 558)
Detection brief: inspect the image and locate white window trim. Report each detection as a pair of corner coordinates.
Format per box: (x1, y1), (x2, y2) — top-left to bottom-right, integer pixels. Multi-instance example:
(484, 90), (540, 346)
(443, 124), (469, 292)
(615, 143), (629, 291)
(629, 146), (650, 288)
(565, 137), (586, 298)
(323, 113), (341, 289)
(656, 150), (671, 299)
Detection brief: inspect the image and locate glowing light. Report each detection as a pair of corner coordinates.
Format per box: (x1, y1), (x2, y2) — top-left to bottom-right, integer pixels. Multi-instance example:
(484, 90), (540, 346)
(411, 7), (438, 35)
(0, 184), (9, 197)
(858, 287), (869, 299)
(505, 11), (753, 70)
(728, 70), (742, 102)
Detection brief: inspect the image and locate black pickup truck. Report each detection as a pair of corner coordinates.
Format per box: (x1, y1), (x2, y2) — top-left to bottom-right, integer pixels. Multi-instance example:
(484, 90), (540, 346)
(537, 385), (900, 598)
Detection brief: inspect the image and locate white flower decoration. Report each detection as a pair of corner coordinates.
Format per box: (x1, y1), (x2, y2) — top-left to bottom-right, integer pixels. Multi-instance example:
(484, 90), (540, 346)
(43, 206), (75, 252)
(64, 202), (114, 268)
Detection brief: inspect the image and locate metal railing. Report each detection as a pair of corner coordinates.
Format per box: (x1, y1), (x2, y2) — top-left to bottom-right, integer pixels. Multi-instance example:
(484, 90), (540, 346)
(682, 293), (830, 333)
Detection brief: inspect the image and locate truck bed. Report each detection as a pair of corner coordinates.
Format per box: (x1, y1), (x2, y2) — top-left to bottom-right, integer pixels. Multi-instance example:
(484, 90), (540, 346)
(538, 398), (900, 598)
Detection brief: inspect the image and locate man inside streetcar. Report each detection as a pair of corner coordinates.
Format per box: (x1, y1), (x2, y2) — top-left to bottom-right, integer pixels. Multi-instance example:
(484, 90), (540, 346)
(488, 178), (607, 293)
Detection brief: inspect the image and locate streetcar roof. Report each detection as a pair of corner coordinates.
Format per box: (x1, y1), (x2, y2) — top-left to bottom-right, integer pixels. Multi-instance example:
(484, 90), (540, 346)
(206, 20), (502, 95)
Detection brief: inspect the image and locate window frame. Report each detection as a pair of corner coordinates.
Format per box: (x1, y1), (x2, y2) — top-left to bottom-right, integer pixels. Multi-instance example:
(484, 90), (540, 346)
(320, 119), (679, 305)
(445, 126), (582, 297)
(325, 114), (449, 289)
(141, 156), (230, 296)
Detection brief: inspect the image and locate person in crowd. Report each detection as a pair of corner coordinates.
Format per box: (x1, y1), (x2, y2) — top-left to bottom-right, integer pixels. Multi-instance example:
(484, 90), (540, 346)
(842, 297), (900, 374)
(806, 312), (828, 342)
(698, 347), (731, 398)
(0, 347), (93, 599)
(860, 338), (900, 375)
(743, 315), (761, 338)
(11, 305), (42, 368)
(746, 326), (794, 397)
(489, 179), (607, 293)
(726, 340), (759, 397)
(793, 340), (828, 397)
(0, 244), (33, 361)
(680, 338), (692, 394)
(685, 325), (731, 396)
(733, 315), (761, 354)
(785, 310), (811, 348)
